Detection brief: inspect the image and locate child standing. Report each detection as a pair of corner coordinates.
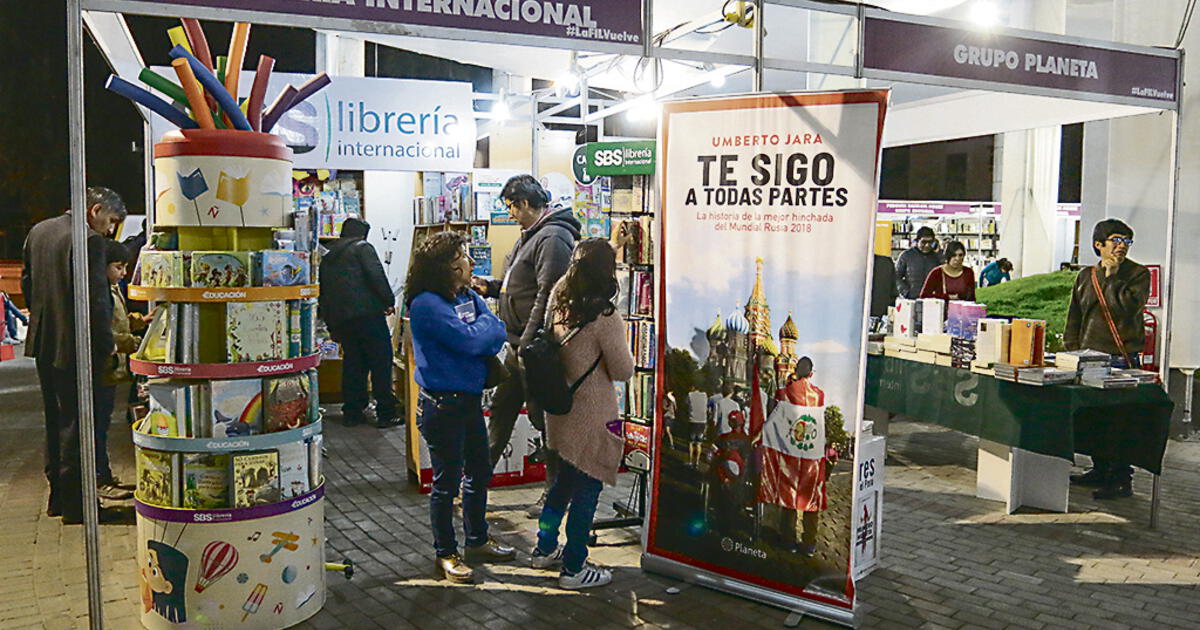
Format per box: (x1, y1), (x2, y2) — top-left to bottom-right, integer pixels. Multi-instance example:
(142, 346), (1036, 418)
(96, 240), (144, 500)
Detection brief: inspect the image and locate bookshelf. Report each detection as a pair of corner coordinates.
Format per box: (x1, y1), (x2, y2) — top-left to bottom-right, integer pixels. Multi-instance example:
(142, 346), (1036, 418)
(130, 130), (326, 629)
(882, 201), (1001, 270)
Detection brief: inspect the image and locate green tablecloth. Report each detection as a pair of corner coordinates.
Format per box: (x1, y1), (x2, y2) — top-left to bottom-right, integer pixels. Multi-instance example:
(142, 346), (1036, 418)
(864, 355), (1173, 475)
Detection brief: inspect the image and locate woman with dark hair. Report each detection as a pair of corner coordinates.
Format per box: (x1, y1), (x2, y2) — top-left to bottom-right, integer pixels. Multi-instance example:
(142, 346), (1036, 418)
(919, 240), (976, 301)
(529, 238), (634, 589)
(406, 231), (514, 583)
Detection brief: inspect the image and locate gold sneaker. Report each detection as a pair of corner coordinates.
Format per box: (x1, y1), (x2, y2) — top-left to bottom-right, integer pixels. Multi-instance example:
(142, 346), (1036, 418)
(436, 554), (473, 583)
(464, 536), (517, 561)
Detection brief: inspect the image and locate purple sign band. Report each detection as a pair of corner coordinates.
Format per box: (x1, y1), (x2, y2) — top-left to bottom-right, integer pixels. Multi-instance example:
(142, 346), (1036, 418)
(863, 17), (1178, 104)
(135, 484), (325, 523)
(140, 0), (642, 45)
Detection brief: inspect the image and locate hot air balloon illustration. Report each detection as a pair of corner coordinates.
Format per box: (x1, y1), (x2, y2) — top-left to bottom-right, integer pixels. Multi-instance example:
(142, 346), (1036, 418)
(194, 540), (239, 593)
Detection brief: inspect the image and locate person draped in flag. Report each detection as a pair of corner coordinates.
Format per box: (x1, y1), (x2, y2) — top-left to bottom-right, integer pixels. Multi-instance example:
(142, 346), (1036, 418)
(757, 356), (826, 556)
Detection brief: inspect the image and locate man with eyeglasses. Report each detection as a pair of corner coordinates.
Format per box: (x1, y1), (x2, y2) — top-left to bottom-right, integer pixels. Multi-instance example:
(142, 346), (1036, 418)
(1064, 218), (1150, 500)
(895, 226), (942, 299)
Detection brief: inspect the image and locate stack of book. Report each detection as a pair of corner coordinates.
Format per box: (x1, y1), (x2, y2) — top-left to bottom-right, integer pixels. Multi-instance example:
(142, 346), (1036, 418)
(950, 338), (976, 368)
(1081, 372), (1139, 389)
(1112, 368), (1158, 384)
(1055, 349), (1111, 372)
(413, 172), (473, 224)
(994, 363), (1020, 382)
(1016, 367), (1077, 386)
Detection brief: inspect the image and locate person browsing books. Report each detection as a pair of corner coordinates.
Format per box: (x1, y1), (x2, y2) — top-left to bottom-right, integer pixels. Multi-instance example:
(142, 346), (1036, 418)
(978, 258), (1013, 287)
(919, 240), (976, 302)
(22, 186), (127, 524)
(529, 238), (634, 590)
(471, 174), (581, 517)
(406, 231), (514, 584)
(1064, 219), (1150, 500)
(317, 217), (401, 428)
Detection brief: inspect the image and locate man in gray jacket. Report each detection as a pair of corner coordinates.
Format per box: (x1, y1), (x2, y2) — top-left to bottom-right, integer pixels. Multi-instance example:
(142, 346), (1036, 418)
(473, 175), (580, 515)
(895, 226), (941, 299)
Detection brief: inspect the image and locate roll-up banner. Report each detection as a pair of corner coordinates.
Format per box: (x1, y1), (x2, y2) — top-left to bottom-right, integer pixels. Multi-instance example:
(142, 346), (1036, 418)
(645, 90), (888, 624)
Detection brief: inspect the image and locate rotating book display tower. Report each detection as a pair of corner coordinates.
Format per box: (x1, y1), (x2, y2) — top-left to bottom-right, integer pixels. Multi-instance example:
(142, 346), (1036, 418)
(106, 19), (333, 629)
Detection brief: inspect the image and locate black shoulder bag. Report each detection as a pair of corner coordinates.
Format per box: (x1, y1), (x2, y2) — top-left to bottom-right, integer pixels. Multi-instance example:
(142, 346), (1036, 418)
(519, 320), (602, 415)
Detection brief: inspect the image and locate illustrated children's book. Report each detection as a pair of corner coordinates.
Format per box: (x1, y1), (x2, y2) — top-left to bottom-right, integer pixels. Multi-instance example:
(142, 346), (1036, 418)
(182, 453), (229, 509)
(134, 306), (171, 362)
(209, 378), (263, 437)
(136, 449), (179, 507)
(231, 451), (281, 508)
(254, 250), (311, 287)
(146, 381), (189, 437)
(226, 301), (286, 362)
(139, 251), (186, 287)
(277, 442), (310, 499)
(189, 251), (250, 288)
(264, 374), (311, 432)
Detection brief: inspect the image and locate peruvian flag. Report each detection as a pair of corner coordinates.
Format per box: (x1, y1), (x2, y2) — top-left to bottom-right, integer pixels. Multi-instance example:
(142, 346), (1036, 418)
(756, 397), (827, 510)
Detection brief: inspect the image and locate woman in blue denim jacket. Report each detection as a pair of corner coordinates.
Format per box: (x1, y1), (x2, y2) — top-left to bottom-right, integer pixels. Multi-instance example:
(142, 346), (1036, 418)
(405, 231), (512, 583)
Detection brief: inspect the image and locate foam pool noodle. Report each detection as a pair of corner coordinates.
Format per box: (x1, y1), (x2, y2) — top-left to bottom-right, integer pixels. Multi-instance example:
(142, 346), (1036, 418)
(105, 75), (198, 129)
(171, 58), (215, 129)
(247, 55), (275, 132)
(167, 26), (192, 55)
(223, 23), (252, 128)
(168, 45), (252, 131)
(137, 68), (187, 105)
(262, 73), (330, 133)
(180, 18), (213, 70)
(261, 85), (298, 133)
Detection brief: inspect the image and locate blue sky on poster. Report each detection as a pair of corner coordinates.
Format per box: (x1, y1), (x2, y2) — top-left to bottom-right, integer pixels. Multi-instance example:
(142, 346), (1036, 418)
(661, 100), (881, 412)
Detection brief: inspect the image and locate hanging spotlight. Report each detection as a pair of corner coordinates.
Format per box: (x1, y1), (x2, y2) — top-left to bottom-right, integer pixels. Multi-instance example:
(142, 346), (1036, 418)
(968, 0), (1001, 28)
(491, 90), (510, 121)
(626, 95), (658, 122)
(703, 62), (726, 88)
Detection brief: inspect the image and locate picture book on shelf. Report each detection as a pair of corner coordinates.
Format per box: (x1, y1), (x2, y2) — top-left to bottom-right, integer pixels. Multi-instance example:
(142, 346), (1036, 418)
(277, 442), (310, 499)
(226, 301), (286, 362)
(209, 378), (263, 437)
(134, 306), (171, 362)
(182, 453), (229, 509)
(190, 251), (250, 288)
(146, 381), (187, 437)
(140, 251), (186, 287)
(231, 451), (281, 508)
(254, 250), (311, 286)
(264, 374), (311, 432)
(136, 449), (179, 507)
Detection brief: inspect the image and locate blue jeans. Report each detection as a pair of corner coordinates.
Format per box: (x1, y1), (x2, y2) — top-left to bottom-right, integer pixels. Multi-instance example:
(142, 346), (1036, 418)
(417, 391), (491, 558)
(536, 459), (603, 574)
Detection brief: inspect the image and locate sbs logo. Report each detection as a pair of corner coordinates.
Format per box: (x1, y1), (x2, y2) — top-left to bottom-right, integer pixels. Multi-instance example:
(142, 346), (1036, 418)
(593, 148), (624, 167)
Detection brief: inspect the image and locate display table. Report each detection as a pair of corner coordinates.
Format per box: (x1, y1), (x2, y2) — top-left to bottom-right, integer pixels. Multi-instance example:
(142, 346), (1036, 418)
(864, 355), (1173, 511)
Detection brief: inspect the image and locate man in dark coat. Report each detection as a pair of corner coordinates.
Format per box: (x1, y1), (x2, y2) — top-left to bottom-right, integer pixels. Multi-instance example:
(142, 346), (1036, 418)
(23, 186), (126, 523)
(318, 217), (401, 428)
(895, 226), (941, 299)
(473, 175), (580, 516)
(1065, 218), (1149, 500)
(870, 254), (899, 319)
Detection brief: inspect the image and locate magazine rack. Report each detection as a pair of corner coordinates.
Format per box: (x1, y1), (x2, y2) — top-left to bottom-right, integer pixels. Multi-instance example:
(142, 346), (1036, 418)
(130, 129), (326, 630)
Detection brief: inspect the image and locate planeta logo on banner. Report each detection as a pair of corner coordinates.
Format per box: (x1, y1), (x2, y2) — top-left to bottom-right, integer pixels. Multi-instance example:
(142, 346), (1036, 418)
(585, 141), (656, 175)
(149, 71), (475, 172)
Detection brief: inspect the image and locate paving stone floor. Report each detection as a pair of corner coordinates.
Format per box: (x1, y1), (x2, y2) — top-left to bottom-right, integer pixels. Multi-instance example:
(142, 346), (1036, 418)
(1, 351), (1198, 629)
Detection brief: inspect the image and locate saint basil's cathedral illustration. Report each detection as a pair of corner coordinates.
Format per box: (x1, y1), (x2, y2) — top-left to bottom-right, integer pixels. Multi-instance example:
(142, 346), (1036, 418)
(705, 257), (799, 393)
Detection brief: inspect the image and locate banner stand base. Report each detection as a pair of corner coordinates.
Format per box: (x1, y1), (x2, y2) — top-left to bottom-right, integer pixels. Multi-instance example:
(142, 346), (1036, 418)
(641, 553), (857, 628)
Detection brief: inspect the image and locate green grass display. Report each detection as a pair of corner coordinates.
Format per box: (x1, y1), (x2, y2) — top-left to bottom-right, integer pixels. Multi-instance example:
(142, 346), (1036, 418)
(976, 270), (1078, 352)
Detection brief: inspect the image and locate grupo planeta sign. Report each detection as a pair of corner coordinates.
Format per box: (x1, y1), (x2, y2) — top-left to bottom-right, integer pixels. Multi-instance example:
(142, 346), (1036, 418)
(862, 15), (1178, 106)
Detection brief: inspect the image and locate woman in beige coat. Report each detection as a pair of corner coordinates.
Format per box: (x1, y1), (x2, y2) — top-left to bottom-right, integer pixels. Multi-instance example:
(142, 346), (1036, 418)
(530, 238), (634, 590)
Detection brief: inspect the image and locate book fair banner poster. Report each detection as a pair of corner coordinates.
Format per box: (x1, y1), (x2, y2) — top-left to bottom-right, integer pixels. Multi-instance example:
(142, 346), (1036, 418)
(646, 90), (888, 616)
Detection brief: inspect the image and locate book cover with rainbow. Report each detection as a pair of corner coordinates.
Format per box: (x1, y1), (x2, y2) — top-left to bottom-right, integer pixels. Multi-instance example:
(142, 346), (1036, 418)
(209, 378), (263, 437)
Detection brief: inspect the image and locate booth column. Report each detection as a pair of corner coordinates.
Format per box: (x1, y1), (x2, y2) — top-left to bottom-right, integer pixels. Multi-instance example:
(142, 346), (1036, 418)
(996, 127), (1061, 277)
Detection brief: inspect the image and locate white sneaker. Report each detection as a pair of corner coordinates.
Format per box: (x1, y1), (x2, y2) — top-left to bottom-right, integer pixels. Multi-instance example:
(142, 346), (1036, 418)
(531, 546), (563, 569)
(558, 563), (612, 590)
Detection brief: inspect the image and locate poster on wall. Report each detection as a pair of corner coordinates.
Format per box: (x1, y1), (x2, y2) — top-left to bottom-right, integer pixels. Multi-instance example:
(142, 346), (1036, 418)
(150, 71), (475, 172)
(645, 90), (888, 621)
